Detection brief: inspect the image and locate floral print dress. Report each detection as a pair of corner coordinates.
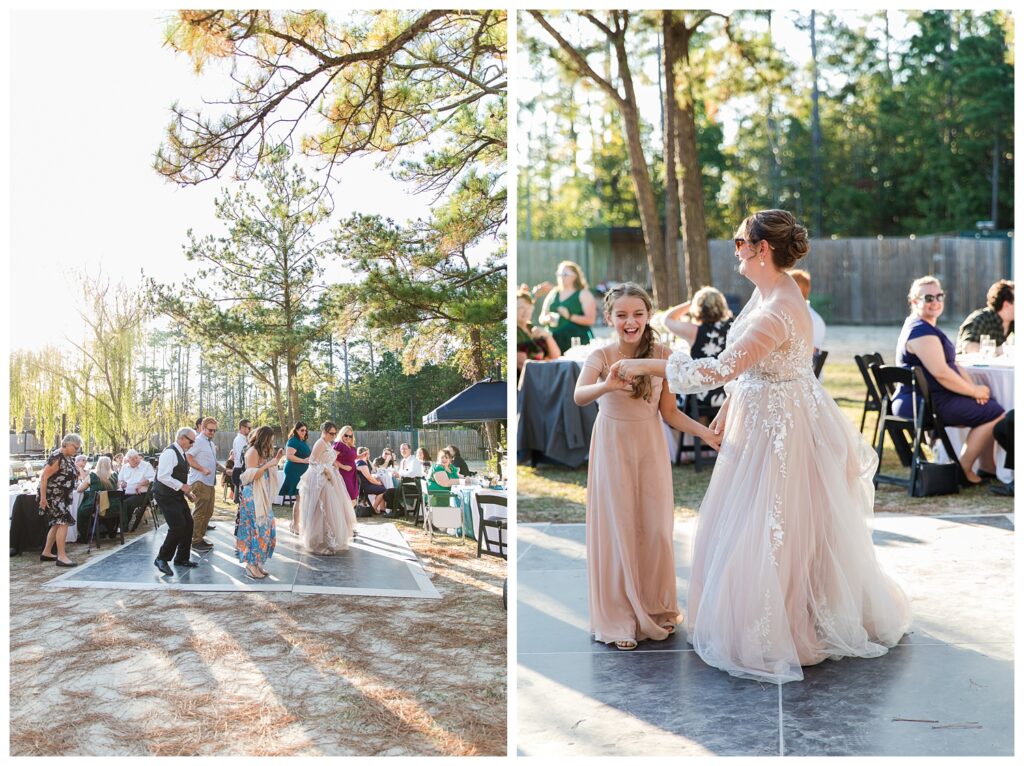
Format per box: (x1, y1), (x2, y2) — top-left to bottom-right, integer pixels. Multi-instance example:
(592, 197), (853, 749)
(39, 449), (77, 526)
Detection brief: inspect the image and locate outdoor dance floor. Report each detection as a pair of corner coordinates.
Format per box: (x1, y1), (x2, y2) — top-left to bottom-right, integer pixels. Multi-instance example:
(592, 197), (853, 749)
(518, 514), (1013, 757)
(43, 522), (440, 599)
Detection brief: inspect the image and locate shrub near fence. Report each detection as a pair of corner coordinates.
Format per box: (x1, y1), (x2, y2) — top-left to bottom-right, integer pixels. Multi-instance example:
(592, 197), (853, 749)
(519, 236), (1011, 324)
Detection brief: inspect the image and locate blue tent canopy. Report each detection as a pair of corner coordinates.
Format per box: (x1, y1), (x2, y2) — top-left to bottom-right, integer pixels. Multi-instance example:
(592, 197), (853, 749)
(422, 379), (506, 424)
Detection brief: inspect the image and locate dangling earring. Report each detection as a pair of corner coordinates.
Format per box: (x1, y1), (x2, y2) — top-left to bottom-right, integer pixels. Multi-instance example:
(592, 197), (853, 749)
(759, 255), (765, 267)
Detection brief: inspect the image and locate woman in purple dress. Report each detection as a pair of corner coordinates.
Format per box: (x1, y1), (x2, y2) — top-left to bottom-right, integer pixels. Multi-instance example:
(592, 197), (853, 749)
(332, 424), (359, 501)
(894, 276), (1005, 484)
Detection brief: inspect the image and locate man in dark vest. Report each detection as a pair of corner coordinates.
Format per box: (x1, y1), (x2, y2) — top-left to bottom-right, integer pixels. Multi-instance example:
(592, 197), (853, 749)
(154, 427), (200, 575)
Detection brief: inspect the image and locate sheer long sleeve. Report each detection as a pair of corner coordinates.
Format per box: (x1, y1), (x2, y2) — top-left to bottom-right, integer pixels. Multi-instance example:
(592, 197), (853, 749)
(666, 310), (789, 395)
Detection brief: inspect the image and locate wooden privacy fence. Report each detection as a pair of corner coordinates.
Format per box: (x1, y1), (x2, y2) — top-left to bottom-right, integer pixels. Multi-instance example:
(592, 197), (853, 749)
(11, 428), (486, 461)
(519, 236), (1012, 324)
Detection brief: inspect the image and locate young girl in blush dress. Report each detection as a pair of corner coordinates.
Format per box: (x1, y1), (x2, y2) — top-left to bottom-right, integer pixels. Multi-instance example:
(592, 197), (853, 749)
(574, 283), (721, 650)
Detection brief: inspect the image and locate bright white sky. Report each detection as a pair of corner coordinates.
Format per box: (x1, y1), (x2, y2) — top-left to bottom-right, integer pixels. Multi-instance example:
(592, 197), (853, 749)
(9, 10), (437, 352)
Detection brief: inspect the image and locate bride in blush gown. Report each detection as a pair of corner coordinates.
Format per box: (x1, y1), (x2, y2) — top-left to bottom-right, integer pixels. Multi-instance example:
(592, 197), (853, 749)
(296, 421), (357, 554)
(611, 209), (912, 683)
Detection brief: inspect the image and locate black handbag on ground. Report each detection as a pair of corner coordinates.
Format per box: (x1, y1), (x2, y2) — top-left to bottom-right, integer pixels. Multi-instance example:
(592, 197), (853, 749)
(912, 461), (959, 497)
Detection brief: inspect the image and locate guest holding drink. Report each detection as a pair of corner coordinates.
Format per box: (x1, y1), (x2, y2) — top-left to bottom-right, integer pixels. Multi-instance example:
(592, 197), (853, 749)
(538, 261), (597, 352)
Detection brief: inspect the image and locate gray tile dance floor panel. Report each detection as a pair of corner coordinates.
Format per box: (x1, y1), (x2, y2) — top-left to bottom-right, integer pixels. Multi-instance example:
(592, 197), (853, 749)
(517, 515), (1014, 757)
(43, 521), (440, 599)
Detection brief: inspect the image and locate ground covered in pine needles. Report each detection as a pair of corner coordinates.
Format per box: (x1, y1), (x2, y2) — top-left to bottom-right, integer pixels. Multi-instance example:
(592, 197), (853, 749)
(9, 501), (507, 756)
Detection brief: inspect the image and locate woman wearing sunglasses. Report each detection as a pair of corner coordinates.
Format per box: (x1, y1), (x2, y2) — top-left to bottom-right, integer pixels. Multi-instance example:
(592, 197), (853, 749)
(894, 276), (1005, 484)
(610, 209), (911, 684)
(538, 260), (597, 352)
(332, 426), (360, 502)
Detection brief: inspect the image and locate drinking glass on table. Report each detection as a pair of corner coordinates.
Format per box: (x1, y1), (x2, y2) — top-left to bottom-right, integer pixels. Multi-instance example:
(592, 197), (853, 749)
(570, 336), (582, 350)
(981, 335), (996, 359)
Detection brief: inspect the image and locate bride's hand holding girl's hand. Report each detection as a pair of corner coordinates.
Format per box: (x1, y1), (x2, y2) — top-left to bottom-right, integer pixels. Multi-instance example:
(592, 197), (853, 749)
(609, 358), (657, 382)
(699, 425), (722, 452)
(603, 368), (633, 393)
(709, 402), (729, 436)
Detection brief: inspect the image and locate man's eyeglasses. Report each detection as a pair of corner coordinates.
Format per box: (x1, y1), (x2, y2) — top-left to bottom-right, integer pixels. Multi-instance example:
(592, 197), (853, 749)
(919, 293), (946, 304)
(184, 437), (195, 445)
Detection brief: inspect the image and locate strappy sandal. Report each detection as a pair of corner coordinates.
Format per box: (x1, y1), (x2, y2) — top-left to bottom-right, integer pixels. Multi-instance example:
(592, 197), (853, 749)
(661, 623), (677, 635)
(244, 565), (266, 580)
(614, 639), (638, 651)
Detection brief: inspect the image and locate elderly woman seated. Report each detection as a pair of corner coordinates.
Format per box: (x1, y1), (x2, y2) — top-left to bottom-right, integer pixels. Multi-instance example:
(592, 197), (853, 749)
(894, 276), (1005, 484)
(517, 287), (561, 376)
(76, 455), (125, 539)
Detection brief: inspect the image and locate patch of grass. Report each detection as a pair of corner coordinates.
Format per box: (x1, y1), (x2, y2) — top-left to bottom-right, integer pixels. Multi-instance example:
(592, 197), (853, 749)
(517, 362), (1013, 522)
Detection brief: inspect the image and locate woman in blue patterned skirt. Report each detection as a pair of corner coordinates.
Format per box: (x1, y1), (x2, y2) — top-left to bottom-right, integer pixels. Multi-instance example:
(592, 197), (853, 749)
(236, 425), (283, 579)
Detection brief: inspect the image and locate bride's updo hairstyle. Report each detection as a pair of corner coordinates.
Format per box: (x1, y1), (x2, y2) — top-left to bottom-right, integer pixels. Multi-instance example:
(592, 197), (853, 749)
(603, 282), (658, 402)
(742, 209), (810, 270)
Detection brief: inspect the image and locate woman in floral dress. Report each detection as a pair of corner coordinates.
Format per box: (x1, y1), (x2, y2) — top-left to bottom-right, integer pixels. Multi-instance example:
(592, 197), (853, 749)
(235, 425), (283, 579)
(38, 433), (84, 567)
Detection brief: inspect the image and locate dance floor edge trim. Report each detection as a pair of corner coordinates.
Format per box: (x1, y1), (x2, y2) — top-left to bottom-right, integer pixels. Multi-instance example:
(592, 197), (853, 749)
(40, 522), (442, 599)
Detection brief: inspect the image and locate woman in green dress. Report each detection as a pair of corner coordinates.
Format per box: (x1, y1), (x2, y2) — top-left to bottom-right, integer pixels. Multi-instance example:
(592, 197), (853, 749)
(282, 422), (311, 495)
(426, 448), (461, 507)
(76, 455), (124, 540)
(539, 260), (597, 352)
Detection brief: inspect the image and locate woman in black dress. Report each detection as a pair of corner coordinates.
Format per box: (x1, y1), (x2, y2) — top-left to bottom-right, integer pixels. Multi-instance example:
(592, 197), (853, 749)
(38, 433), (84, 567)
(445, 444), (475, 477)
(664, 286), (734, 409)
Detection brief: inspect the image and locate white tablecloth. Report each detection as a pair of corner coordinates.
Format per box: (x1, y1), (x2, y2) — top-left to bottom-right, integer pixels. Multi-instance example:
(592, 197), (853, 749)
(938, 361), (1014, 483)
(455, 486), (508, 552)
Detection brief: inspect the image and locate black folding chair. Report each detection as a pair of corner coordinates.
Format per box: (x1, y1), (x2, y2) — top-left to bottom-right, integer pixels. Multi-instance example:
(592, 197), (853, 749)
(854, 352), (884, 447)
(870, 363), (967, 493)
(86, 490), (126, 552)
(812, 349), (829, 379)
(675, 394), (720, 473)
(474, 492), (508, 560)
(399, 477), (424, 525)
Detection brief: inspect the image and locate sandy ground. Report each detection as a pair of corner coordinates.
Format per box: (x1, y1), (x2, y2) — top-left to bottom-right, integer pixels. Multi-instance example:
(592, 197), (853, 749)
(9, 501), (507, 756)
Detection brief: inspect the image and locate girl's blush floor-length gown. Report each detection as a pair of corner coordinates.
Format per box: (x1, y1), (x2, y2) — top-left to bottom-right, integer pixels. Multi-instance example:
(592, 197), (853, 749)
(584, 343), (682, 645)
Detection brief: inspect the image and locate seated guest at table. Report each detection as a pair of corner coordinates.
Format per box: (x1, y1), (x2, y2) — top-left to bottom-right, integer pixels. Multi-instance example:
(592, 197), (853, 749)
(397, 442), (423, 478)
(379, 448), (396, 470)
(539, 260), (598, 352)
(664, 286), (734, 410)
(416, 447), (432, 475)
(77, 455), (124, 540)
(517, 288), (561, 376)
(446, 444), (475, 477)
(372, 457), (393, 488)
(989, 409), (1014, 497)
(895, 276), (1005, 484)
(281, 421), (311, 499)
(427, 448), (461, 506)
(957, 279), (1014, 354)
(112, 452), (125, 474)
(355, 447), (394, 514)
(39, 433), (84, 567)
(119, 449), (156, 531)
(788, 269), (826, 353)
